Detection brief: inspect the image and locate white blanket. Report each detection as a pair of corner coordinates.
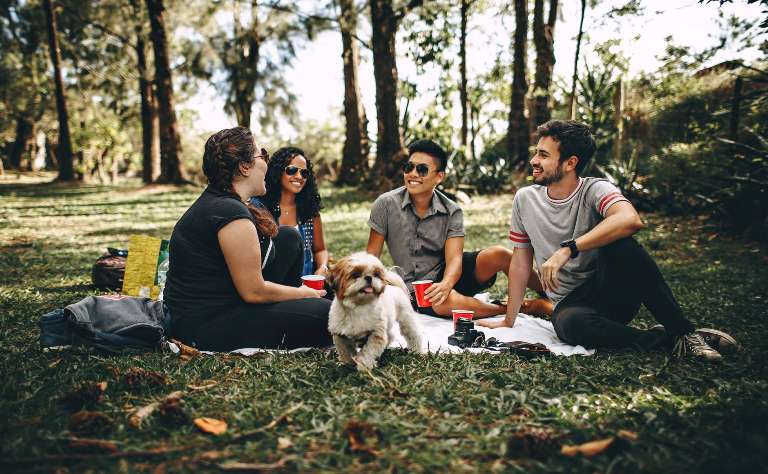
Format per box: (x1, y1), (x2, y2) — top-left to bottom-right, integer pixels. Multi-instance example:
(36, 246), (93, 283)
(170, 312), (593, 357)
(395, 313), (594, 356)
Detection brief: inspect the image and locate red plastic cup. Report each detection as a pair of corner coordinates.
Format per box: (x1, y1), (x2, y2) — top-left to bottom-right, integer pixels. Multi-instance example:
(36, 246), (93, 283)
(412, 280), (433, 308)
(301, 275), (325, 290)
(452, 309), (474, 330)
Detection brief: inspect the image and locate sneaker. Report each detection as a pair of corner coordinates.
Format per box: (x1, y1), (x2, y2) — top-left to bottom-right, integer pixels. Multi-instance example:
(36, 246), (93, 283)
(695, 328), (740, 355)
(673, 332), (722, 361)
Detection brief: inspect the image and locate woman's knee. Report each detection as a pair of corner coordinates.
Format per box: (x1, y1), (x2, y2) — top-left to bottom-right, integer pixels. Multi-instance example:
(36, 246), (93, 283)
(275, 225), (303, 253)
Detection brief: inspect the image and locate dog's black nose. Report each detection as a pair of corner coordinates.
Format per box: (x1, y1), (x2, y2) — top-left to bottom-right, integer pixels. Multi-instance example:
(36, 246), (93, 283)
(364, 275), (372, 284)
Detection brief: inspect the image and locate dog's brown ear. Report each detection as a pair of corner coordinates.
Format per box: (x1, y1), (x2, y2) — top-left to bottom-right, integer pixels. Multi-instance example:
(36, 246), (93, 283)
(327, 265), (341, 296)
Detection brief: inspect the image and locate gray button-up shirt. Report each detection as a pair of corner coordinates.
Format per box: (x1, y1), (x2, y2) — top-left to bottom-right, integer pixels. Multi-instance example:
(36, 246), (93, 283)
(368, 186), (464, 287)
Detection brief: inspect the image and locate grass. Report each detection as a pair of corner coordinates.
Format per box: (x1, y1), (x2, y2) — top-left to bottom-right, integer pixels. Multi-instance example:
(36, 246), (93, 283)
(1, 172), (767, 473)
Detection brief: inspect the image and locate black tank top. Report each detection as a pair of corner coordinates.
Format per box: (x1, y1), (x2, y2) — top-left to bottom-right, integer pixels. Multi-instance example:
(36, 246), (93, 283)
(164, 186), (271, 327)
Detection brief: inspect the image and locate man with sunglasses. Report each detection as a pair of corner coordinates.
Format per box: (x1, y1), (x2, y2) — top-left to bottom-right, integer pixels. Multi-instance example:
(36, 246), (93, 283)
(367, 139), (542, 319)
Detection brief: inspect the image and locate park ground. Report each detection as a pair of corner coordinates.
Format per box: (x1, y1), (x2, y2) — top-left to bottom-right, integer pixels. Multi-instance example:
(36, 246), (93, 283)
(1, 173), (767, 473)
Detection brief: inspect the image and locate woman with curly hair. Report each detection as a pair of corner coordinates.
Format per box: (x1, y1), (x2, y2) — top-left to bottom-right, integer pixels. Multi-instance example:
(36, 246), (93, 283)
(164, 127), (332, 351)
(254, 147), (329, 277)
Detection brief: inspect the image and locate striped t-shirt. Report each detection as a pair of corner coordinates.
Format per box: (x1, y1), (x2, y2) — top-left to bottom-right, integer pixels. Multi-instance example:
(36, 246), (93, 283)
(508, 177), (630, 306)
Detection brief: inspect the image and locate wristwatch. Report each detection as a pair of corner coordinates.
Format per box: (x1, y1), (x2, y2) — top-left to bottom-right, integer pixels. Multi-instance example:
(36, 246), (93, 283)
(560, 239), (579, 258)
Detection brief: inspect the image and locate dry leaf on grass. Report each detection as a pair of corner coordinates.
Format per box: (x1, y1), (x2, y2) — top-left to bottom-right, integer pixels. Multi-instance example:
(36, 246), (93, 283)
(124, 367), (167, 389)
(343, 420), (380, 456)
(69, 410), (115, 436)
(277, 437), (293, 450)
(60, 382), (108, 411)
(560, 430), (638, 457)
(68, 437), (119, 454)
(507, 427), (562, 460)
(194, 417), (228, 435)
(171, 339), (201, 361)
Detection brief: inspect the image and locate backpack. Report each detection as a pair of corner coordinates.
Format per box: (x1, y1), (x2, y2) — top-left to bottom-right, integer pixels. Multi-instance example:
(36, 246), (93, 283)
(91, 248), (128, 290)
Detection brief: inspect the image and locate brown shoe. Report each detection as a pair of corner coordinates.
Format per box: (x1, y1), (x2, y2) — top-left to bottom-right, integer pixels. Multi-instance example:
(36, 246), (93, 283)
(695, 328), (740, 355)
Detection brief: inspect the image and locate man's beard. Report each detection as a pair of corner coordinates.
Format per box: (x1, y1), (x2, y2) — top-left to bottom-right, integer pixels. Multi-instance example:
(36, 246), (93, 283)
(533, 165), (564, 186)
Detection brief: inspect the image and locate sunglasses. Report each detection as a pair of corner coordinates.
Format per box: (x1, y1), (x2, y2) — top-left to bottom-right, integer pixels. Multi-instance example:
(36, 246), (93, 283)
(255, 148), (269, 162)
(285, 166), (310, 179)
(402, 161), (432, 177)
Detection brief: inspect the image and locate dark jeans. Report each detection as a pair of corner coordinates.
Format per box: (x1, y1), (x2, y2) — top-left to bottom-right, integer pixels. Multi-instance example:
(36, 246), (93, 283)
(172, 226), (332, 351)
(551, 237), (694, 351)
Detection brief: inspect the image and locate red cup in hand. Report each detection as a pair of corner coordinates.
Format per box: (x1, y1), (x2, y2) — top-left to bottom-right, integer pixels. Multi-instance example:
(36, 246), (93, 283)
(301, 275), (325, 290)
(412, 280), (433, 308)
(452, 309), (474, 330)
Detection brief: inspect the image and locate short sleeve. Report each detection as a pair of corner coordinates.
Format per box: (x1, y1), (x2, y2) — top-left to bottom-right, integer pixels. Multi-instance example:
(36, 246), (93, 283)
(589, 180), (630, 217)
(368, 195), (389, 236)
(209, 199), (254, 233)
(508, 193), (532, 248)
(446, 207), (465, 239)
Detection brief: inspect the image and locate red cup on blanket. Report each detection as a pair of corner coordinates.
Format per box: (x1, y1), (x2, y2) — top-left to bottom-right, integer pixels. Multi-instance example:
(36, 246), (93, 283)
(452, 309), (474, 331)
(301, 275), (325, 290)
(412, 280), (433, 307)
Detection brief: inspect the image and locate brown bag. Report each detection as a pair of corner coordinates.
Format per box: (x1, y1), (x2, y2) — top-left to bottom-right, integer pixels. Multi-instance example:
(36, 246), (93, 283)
(91, 248), (127, 290)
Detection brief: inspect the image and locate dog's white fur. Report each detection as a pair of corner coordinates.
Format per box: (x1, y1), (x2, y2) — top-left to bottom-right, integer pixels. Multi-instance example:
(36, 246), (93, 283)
(327, 252), (423, 371)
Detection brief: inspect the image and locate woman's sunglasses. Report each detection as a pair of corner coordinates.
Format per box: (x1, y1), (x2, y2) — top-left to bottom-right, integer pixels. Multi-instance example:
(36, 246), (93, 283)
(285, 166), (310, 179)
(402, 161), (432, 177)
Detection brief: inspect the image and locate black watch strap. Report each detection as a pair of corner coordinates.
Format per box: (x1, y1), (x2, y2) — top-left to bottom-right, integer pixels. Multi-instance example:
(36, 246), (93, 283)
(560, 239), (579, 258)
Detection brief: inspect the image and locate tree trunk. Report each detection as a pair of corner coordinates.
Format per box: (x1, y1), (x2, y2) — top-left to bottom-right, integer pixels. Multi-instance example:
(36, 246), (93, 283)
(337, 0), (370, 186)
(43, 0), (75, 181)
(459, 0), (469, 151)
(368, 0), (405, 187)
(132, 0), (160, 183)
(568, 0), (586, 120)
(611, 77), (624, 162)
(532, 0), (558, 128)
(10, 117), (34, 170)
(229, 0), (260, 129)
(730, 76), (743, 142)
(146, 0), (186, 183)
(507, 0), (529, 169)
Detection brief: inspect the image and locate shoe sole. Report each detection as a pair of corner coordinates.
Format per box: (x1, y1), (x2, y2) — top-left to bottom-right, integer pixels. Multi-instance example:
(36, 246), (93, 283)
(696, 328), (740, 355)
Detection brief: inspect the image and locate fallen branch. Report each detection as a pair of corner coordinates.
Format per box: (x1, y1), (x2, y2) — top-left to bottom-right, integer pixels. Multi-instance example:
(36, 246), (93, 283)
(129, 390), (184, 428)
(230, 403), (305, 443)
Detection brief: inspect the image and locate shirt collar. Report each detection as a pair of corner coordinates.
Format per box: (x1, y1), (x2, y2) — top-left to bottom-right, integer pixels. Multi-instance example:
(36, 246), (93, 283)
(399, 187), (448, 215)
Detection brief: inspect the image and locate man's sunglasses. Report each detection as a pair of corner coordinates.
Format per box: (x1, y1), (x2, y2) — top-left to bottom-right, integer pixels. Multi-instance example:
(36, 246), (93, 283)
(285, 166), (310, 179)
(402, 161), (432, 177)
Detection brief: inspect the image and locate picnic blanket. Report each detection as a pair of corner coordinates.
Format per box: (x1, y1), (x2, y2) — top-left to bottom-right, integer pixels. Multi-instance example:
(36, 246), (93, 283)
(172, 312), (594, 357)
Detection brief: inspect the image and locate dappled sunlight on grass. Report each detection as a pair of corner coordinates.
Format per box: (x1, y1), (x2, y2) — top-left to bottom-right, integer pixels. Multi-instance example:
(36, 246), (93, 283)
(1, 179), (767, 471)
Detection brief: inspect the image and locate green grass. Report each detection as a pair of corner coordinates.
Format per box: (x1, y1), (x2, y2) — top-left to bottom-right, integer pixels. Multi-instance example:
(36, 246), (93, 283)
(1, 173), (767, 473)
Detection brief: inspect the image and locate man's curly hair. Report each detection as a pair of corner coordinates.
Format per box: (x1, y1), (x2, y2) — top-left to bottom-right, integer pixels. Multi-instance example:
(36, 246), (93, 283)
(262, 146), (323, 223)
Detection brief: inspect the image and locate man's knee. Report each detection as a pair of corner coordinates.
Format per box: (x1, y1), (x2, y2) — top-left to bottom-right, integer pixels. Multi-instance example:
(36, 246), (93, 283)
(478, 246), (512, 270)
(552, 310), (590, 346)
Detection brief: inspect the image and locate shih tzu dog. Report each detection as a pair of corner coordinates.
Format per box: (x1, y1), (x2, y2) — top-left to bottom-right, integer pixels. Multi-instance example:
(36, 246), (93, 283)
(327, 253), (423, 371)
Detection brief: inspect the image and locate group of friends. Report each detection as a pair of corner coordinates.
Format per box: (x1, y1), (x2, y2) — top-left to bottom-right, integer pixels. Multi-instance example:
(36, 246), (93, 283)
(163, 120), (738, 362)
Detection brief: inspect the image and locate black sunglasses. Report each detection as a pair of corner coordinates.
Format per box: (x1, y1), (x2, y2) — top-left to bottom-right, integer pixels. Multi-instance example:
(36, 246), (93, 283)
(402, 161), (432, 177)
(255, 147), (269, 162)
(285, 166), (310, 179)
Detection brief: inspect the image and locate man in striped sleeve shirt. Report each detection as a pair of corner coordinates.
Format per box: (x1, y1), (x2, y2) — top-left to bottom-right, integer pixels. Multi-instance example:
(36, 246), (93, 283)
(478, 120), (737, 361)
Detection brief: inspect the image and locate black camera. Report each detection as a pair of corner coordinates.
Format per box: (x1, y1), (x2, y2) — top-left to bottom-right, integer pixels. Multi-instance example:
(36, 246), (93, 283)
(448, 317), (486, 348)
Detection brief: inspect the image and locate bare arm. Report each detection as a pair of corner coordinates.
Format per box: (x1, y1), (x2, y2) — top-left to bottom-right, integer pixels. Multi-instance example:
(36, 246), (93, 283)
(218, 219), (324, 304)
(366, 228), (386, 257)
(312, 215), (329, 276)
(476, 246), (533, 329)
(424, 236), (463, 306)
(540, 201), (643, 292)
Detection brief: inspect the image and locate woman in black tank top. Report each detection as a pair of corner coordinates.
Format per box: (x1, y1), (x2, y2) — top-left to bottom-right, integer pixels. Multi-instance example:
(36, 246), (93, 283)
(164, 127), (332, 351)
